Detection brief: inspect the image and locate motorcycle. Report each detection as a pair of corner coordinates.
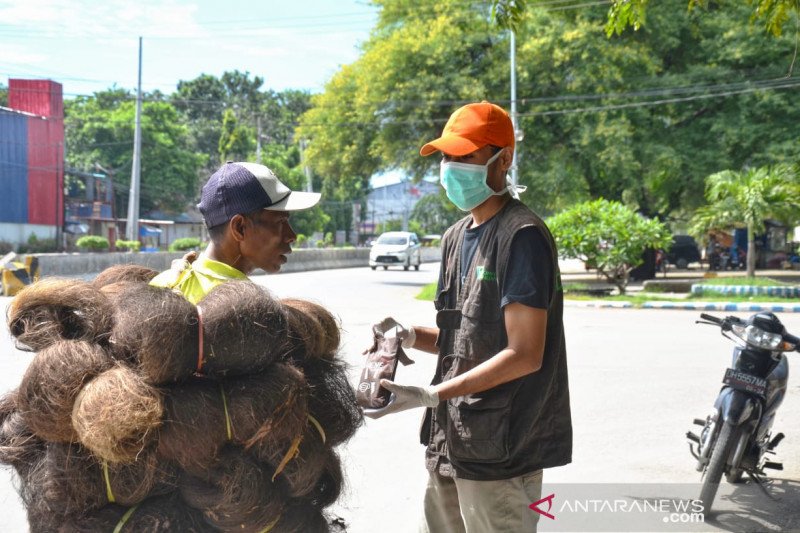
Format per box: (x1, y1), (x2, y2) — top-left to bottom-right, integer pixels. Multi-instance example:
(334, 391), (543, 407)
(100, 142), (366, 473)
(686, 312), (799, 513)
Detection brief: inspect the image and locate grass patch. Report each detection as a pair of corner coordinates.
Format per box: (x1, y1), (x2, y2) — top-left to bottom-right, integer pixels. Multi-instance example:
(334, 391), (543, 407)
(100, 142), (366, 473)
(698, 276), (793, 286)
(417, 282), (437, 301)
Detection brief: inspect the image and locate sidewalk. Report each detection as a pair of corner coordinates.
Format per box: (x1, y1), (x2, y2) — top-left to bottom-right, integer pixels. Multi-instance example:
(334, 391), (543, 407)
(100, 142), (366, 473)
(559, 259), (800, 312)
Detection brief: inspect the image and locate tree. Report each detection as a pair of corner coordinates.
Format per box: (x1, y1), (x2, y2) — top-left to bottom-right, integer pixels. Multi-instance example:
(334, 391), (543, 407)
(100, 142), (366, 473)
(409, 190), (464, 235)
(218, 109), (253, 163)
(548, 199), (672, 294)
(607, 0), (800, 38)
(689, 165), (800, 276)
(0, 84), (7, 107)
(298, 0), (799, 221)
(65, 89), (205, 215)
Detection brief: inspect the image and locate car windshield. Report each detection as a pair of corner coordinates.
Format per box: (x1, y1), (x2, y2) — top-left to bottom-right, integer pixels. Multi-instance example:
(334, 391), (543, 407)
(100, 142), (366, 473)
(376, 235), (408, 245)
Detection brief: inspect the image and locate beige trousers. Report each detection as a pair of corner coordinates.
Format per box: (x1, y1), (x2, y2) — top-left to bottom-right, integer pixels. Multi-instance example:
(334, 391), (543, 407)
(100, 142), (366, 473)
(421, 469), (543, 533)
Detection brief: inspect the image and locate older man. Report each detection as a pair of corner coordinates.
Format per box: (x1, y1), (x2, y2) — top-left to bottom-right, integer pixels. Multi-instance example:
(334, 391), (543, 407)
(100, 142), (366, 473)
(150, 161), (320, 303)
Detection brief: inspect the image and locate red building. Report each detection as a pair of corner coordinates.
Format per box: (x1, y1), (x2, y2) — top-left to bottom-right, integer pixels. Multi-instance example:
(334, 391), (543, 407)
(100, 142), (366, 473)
(0, 79), (64, 245)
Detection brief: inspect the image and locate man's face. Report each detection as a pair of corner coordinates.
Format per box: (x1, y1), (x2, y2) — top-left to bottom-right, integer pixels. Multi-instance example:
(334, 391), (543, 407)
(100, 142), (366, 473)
(442, 144), (510, 191)
(238, 209), (297, 273)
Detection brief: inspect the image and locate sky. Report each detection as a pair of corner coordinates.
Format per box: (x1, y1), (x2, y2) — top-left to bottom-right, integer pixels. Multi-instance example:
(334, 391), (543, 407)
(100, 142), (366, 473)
(0, 0), (378, 98)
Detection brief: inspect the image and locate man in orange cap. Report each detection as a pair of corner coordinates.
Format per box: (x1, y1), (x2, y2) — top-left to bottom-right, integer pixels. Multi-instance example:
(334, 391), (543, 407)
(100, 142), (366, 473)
(365, 102), (572, 532)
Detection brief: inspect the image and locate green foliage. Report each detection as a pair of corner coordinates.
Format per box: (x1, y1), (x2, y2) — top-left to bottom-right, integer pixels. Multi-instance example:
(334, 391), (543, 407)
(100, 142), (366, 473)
(65, 89), (205, 214)
(76, 236), (110, 251)
(115, 240), (141, 252)
(376, 220), (403, 234)
(491, 0), (527, 31)
(0, 84), (7, 107)
(409, 191), (464, 235)
(12, 234), (58, 254)
(296, 234), (308, 247)
(298, 0), (799, 222)
(689, 165), (800, 275)
(607, 0), (800, 37)
(168, 237), (202, 252)
(0, 240), (12, 254)
(218, 108), (253, 163)
(548, 199), (672, 294)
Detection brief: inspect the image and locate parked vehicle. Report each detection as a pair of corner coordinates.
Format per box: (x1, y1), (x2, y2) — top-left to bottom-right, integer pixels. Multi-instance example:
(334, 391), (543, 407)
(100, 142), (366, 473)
(369, 231), (421, 271)
(667, 235), (701, 269)
(687, 312), (798, 513)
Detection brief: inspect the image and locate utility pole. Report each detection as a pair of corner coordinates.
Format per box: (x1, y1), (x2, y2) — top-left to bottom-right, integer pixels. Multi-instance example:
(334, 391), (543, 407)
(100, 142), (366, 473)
(509, 29), (522, 192)
(256, 116), (262, 164)
(126, 36), (143, 242)
(300, 139), (313, 192)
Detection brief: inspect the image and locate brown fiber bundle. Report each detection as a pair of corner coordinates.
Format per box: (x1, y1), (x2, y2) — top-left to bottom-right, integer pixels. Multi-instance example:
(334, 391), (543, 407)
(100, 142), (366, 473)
(270, 500), (330, 533)
(199, 280), (291, 376)
(58, 493), (213, 533)
(301, 357), (363, 448)
(72, 365), (164, 463)
(179, 447), (287, 532)
(92, 264), (158, 288)
(111, 284), (200, 384)
(157, 377), (228, 475)
(18, 340), (113, 442)
(0, 392), (46, 479)
(282, 298), (341, 361)
(252, 423), (329, 498)
(23, 442), (176, 528)
(229, 363), (309, 451)
(7, 279), (114, 351)
(304, 450), (343, 510)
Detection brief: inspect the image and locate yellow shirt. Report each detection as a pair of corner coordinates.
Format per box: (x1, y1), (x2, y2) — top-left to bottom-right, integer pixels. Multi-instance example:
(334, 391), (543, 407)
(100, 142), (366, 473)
(149, 253), (247, 304)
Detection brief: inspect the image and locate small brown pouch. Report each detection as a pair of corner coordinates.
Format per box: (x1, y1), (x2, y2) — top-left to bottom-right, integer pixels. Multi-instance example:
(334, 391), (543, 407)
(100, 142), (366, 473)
(357, 324), (415, 409)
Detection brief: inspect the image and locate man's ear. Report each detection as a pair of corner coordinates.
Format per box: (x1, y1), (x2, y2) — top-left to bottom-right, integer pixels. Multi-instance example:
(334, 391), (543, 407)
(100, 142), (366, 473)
(498, 147), (514, 173)
(229, 214), (247, 242)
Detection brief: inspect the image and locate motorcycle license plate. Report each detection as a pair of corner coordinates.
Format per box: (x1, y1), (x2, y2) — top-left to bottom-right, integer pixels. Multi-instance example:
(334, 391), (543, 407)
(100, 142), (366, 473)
(723, 368), (767, 397)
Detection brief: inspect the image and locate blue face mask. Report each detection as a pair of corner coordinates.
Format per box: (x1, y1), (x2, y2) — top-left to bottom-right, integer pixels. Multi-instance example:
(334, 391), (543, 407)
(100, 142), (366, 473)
(440, 149), (506, 211)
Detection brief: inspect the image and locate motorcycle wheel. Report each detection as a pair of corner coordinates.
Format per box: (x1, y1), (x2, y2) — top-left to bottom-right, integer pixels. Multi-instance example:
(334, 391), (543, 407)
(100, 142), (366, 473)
(699, 421), (738, 513)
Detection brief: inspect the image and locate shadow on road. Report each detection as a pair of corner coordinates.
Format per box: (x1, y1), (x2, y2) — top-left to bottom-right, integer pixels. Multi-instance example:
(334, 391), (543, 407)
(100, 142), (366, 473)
(705, 477), (800, 532)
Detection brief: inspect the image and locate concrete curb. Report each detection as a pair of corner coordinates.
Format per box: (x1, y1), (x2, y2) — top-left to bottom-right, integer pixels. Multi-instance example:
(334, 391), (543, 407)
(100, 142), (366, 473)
(565, 300), (634, 309)
(690, 284), (800, 298)
(564, 300), (800, 313)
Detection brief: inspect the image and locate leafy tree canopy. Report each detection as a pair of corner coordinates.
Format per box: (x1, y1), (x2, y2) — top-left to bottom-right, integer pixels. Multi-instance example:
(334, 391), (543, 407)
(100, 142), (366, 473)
(300, 0), (799, 223)
(689, 164), (800, 275)
(548, 198), (672, 293)
(606, 0), (800, 38)
(65, 88), (205, 215)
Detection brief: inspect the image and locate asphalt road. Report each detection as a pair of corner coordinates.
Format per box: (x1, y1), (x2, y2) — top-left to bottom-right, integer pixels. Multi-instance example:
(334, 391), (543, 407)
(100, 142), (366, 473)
(1, 263), (799, 532)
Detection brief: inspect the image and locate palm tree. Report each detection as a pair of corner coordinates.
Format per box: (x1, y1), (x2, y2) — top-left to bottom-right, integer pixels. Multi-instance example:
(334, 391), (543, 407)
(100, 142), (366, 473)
(690, 165), (800, 278)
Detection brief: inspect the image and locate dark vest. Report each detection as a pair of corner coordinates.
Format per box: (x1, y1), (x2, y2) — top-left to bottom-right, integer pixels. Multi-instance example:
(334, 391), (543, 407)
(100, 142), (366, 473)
(421, 199), (572, 480)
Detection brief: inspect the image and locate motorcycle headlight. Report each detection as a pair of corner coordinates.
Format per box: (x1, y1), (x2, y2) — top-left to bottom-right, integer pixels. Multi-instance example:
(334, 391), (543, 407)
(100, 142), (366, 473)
(731, 324), (783, 350)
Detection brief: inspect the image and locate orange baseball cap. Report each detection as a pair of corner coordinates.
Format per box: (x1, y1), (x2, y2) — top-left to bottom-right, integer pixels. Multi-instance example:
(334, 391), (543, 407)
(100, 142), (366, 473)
(420, 101), (515, 157)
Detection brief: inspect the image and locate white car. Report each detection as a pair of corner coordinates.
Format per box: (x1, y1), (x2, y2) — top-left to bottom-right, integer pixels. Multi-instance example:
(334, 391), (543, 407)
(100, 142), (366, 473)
(369, 231), (422, 271)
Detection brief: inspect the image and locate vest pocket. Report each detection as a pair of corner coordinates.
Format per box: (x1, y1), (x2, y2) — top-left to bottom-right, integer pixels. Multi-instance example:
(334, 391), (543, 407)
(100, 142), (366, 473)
(445, 382), (519, 464)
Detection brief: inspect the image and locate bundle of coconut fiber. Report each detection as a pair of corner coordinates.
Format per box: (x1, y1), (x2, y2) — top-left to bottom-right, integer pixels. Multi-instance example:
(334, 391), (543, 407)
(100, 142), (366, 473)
(1, 272), (362, 532)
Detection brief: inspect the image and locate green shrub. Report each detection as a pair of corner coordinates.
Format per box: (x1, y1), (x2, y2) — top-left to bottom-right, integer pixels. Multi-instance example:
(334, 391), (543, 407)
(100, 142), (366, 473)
(17, 233), (58, 254)
(168, 237), (202, 252)
(115, 240), (141, 252)
(0, 240), (15, 255)
(76, 236), (110, 251)
(296, 234), (307, 247)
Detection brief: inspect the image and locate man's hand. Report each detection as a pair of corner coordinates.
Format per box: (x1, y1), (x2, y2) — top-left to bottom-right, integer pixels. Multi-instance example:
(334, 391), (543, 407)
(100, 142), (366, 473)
(367, 317), (416, 349)
(363, 380), (439, 419)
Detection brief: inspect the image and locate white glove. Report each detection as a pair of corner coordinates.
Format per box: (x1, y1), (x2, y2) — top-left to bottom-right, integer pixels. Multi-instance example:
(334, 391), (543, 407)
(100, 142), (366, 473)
(363, 380), (439, 420)
(373, 317), (416, 349)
